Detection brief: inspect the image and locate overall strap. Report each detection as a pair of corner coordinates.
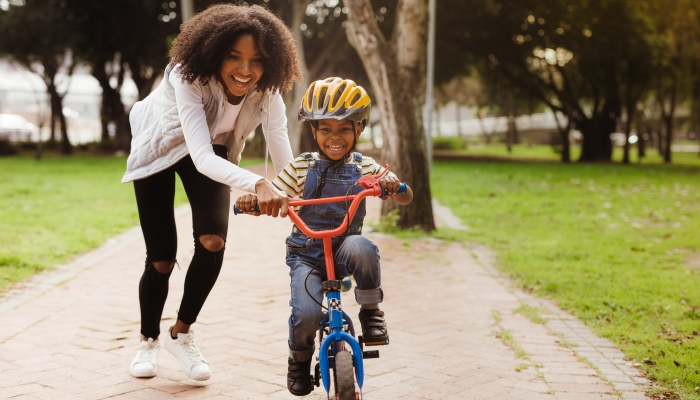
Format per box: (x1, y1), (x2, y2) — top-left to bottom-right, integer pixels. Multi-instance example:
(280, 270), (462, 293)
(353, 152), (363, 164)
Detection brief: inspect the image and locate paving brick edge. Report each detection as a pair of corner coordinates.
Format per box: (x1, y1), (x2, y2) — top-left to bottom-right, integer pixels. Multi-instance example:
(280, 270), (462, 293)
(468, 244), (651, 400)
(0, 204), (191, 315)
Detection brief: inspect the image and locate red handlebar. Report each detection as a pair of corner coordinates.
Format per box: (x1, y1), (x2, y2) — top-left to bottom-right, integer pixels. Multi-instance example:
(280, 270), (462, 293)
(287, 174), (384, 240)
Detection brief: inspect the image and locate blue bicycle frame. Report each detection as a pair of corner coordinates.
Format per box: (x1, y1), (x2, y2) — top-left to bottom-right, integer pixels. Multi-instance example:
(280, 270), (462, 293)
(234, 171), (406, 399)
(318, 291), (365, 395)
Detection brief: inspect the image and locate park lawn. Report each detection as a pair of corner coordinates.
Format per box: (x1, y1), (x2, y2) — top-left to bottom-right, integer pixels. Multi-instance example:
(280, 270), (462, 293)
(456, 143), (700, 166)
(430, 160), (700, 398)
(0, 154), (260, 292)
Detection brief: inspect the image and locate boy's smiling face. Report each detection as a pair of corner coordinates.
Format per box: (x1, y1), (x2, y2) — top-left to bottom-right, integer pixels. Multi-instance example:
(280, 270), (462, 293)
(312, 119), (364, 160)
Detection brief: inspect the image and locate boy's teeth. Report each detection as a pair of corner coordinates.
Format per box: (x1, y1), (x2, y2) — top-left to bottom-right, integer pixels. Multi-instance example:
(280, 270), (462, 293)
(233, 76), (250, 83)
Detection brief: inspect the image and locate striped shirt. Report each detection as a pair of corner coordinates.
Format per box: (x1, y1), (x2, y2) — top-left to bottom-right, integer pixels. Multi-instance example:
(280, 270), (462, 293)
(272, 152), (393, 198)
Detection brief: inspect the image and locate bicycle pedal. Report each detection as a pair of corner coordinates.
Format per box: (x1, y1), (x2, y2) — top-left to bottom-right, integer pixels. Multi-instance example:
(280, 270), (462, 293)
(362, 350), (379, 359)
(360, 336), (390, 346)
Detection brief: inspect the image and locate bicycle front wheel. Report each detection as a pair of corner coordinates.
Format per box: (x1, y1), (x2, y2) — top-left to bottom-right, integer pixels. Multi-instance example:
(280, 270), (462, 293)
(333, 351), (357, 400)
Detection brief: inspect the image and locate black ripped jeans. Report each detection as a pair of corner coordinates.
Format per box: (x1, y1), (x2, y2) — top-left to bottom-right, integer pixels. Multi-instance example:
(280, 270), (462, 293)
(133, 145), (230, 339)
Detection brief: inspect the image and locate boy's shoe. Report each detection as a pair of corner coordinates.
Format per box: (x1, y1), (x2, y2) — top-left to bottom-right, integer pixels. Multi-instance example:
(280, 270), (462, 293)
(359, 308), (389, 344)
(287, 357), (314, 396)
(164, 329), (211, 381)
(130, 337), (159, 378)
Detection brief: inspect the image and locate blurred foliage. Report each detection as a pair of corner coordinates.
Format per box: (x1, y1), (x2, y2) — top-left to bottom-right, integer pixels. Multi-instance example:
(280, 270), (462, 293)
(435, 0), (700, 163)
(0, 0), (78, 154)
(432, 136), (468, 150)
(2, 0), (699, 162)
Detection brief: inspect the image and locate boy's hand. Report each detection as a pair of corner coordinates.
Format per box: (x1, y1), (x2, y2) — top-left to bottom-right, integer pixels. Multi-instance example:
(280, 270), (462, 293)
(235, 194), (261, 216)
(378, 175), (401, 199)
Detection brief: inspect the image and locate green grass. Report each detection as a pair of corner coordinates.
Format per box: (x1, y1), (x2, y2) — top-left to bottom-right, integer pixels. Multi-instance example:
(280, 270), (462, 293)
(452, 143), (700, 166)
(0, 153), (261, 291)
(431, 160), (700, 398)
(514, 304), (546, 324)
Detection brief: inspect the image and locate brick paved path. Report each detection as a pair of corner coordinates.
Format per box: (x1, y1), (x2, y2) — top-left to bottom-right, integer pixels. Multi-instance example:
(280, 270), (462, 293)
(0, 168), (648, 399)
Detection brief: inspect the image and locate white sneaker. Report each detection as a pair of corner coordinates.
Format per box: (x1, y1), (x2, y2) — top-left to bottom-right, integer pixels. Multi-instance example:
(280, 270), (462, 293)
(130, 337), (159, 378)
(164, 329), (211, 381)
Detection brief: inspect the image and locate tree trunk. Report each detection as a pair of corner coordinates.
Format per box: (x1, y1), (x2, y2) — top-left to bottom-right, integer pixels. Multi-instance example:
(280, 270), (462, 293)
(622, 111), (632, 164)
(283, 0), (310, 155)
(577, 110), (616, 162)
(35, 121), (44, 160)
(101, 116), (110, 143)
(560, 124), (571, 163)
(476, 109), (498, 145)
(93, 59), (131, 152)
(622, 91), (637, 164)
(636, 117), (646, 160)
(506, 117), (513, 153)
(506, 91), (514, 153)
(552, 111), (571, 163)
(345, 0), (435, 231)
(128, 60), (159, 101)
(47, 83), (72, 154)
(657, 76), (677, 164)
(49, 108), (58, 145)
(663, 114), (673, 163)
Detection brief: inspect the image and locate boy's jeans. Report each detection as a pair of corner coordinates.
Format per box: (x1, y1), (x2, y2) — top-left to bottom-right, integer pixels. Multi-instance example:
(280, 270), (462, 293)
(287, 234), (383, 362)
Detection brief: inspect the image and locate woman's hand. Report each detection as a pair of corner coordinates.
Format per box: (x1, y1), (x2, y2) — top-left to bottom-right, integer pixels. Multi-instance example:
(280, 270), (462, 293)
(235, 194), (261, 216)
(255, 179), (289, 217)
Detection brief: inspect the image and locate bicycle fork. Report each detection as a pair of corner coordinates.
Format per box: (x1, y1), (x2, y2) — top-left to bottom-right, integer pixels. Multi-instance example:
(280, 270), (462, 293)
(317, 288), (365, 398)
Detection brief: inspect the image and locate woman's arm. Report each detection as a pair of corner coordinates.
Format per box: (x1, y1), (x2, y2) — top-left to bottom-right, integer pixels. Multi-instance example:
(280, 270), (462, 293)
(263, 91), (295, 175)
(171, 67), (264, 194)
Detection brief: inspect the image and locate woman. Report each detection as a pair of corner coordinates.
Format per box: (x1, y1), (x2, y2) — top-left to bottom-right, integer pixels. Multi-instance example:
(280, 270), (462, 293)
(122, 4), (302, 381)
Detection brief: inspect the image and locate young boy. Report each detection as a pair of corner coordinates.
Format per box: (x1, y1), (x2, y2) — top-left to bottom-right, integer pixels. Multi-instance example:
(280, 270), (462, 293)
(235, 77), (413, 396)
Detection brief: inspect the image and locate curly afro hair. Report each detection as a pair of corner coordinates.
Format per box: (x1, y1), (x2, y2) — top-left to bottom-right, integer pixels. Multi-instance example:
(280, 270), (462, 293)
(169, 3), (303, 94)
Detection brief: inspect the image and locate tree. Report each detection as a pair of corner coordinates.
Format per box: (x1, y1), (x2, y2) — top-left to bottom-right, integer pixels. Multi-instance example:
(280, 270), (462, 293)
(438, 0), (656, 162)
(265, 0), (395, 154)
(437, 76), (482, 138)
(66, 0), (177, 151)
(648, 0), (700, 163)
(344, 0), (435, 230)
(0, 0), (78, 154)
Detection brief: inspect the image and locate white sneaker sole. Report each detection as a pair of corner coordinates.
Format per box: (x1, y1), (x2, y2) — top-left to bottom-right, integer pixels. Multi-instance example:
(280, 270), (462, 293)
(164, 336), (211, 381)
(130, 365), (158, 378)
(185, 369), (211, 381)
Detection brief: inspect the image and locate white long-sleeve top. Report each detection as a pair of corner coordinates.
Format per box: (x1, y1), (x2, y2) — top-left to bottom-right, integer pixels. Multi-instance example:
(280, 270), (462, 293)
(123, 64), (294, 194)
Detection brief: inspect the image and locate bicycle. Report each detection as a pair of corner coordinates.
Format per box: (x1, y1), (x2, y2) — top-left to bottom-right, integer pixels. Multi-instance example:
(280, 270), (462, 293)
(234, 168), (406, 400)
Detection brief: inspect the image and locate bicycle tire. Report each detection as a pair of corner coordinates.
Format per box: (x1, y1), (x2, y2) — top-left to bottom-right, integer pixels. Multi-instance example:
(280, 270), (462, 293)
(333, 351), (356, 400)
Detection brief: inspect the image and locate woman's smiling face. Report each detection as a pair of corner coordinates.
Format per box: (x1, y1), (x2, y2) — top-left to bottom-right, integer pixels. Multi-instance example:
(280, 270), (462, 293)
(312, 119), (363, 160)
(220, 34), (264, 103)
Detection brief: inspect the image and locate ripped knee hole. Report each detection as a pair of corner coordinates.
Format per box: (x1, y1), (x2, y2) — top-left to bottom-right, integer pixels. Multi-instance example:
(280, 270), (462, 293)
(198, 234), (225, 252)
(152, 260), (175, 274)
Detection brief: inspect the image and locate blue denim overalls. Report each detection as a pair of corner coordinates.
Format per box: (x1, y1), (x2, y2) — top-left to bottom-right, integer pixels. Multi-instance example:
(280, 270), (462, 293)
(285, 152), (383, 361)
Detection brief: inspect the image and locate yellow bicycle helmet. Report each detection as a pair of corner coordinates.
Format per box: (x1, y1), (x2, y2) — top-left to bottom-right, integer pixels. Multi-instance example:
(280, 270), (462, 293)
(298, 77), (371, 125)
